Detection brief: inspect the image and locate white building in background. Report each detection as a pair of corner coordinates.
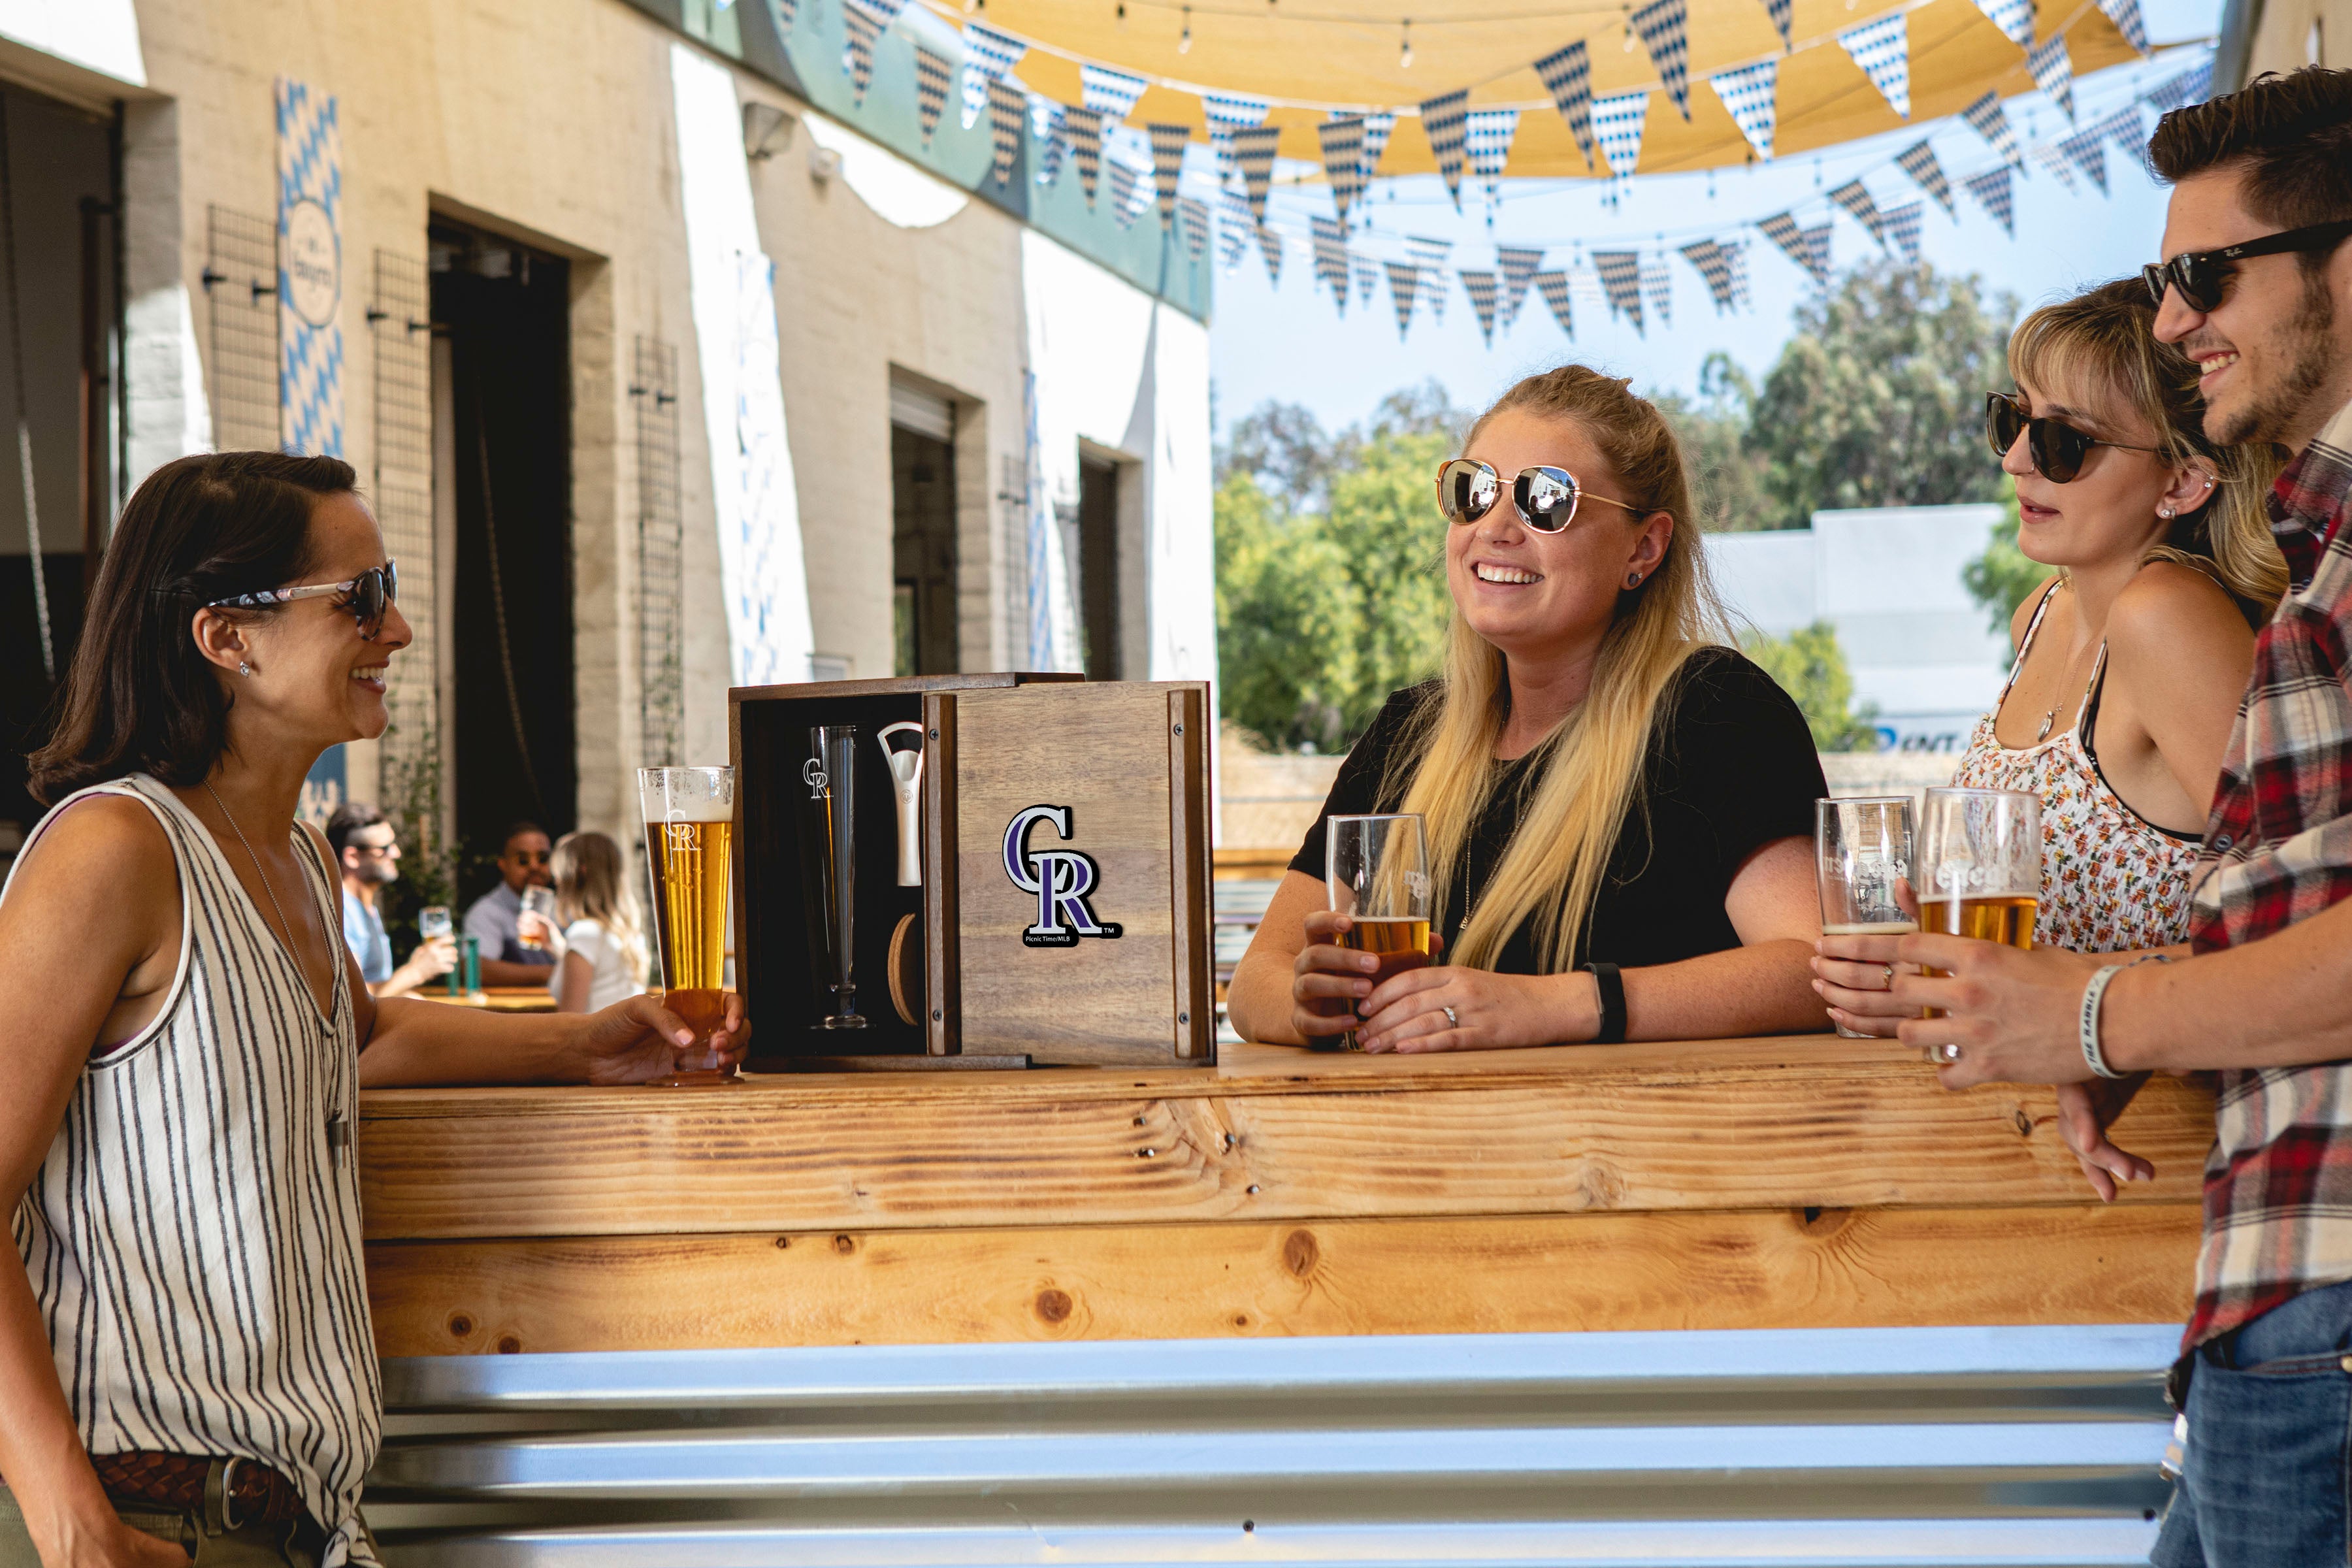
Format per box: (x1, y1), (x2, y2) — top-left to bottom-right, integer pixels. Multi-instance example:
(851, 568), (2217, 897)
(1710, 505), (2015, 753)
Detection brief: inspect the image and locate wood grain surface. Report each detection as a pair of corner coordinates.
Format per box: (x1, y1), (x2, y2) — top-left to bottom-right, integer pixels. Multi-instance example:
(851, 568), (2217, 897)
(366, 1201), (2202, 1356)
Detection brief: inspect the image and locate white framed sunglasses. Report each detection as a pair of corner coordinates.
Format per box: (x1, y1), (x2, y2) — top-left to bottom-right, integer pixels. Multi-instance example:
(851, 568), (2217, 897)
(1435, 459), (1646, 533)
(206, 561), (399, 642)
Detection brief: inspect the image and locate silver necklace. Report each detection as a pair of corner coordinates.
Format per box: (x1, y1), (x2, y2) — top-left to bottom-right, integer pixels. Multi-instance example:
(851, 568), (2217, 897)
(204, 781), (302, 970)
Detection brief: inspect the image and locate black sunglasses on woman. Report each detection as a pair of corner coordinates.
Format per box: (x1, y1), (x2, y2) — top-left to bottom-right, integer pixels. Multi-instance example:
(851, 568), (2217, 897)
(1984, 393), (2159, 484)
(206, 560), (399, 641)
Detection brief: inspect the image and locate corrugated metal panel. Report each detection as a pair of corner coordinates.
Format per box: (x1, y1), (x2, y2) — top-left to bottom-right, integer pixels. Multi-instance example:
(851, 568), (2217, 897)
(890, 380), (956, 441)
(369, 1324), (2178, 1565)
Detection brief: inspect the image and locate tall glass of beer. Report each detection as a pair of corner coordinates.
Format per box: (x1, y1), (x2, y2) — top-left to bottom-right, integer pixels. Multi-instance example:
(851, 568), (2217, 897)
(638, 765), (736, 1085)
(1915, 787), (2040, 1016)
(1816, 795), (1917, 1039)
(1324, 813), (1431, 1052)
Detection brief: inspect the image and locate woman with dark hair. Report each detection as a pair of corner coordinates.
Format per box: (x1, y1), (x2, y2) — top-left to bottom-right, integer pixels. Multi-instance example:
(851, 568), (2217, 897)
(0, 453), (747, 1567)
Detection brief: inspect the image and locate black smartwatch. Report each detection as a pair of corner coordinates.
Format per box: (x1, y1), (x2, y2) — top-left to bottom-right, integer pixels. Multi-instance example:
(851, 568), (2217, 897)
(1582, 961), (1626, 1045)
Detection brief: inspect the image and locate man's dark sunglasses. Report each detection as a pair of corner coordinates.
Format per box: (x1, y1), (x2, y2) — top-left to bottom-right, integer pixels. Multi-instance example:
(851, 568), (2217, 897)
(2141, 218), (2352, 313)
(206, 561), (399, 641)
(1985, 392), (2158, 484)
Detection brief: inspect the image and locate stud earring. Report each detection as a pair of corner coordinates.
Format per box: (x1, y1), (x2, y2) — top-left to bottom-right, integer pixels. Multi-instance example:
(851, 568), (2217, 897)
(1625, 572), (1642, 588)
(238, 661), (253, 677)
(2158, 505), (2176, 519)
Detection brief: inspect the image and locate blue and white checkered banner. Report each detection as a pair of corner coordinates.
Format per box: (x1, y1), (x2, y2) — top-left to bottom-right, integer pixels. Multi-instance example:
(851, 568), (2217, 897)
(1882, 197), (1925, 262)
(1628, 0), (1693, 120)
(1757, 0), (1793, 49)
(1802, 221), (1834, 282)
(913, 44), (953, 144)
(1839, 12), (1910, 119)
(1895, 137), (1955, 215)
(1384, 260), (1418, 339)
(841, 0), (906, 105)
(1107, 152), (1143, 227)
(1179, 194), (1210, 257)
(1961, 165), (2015, 235)
(2056, 125), (2108, 193)
(1496, 245), (1543, 327)
(987, 76), (1027, 186)
(1354, 252), (1379, 309)
(1256, 220), (1284, 287)
(1458, 269), (1500, 346)
(1232, 123), (1282, 225)
(1067, 106), (1105, 207)
(1592, 90), (1648, 191)
(1030, 93), (1069, 185)
(1318, 116), (1367, 225)
(1419, 89), (1472, 210)
(1724, 239), (1750, 307)
(2032, 139), (2080, 193)
(1641, 252), (1673, 329)
(960, 22), (1026, 129)
(2027, 32), (2074, 122)
(1679, 238), (1735, 312)
(276, 77), (342, 457)
(1535, 42), (1597, 167)
(1464, 108), (1519, 210)
(1309, 215), (1350, 308)
(1359, 114), (1395, 193)
(1709, 58), (1778, 159)
(1829, 178), (1887, 247)
(1757, 210), (1820, 283)
(1149, 122), (1191, 227)
(2097, 0), (2150, 54)
(1409, 234), (1452, 323)
(2143, 60), (2210, 113)
(1592, 250), (1644, 335)
(1081, 62), (1148, 122)
(1535, 269), (1575, 338)
(1971, 0), (2034, 47)
(1961, 89), (2023, 166)
(1203, 91), (1269, 183)
(2096, 103), (2146, 154)
(1218, 188), (1252, 269)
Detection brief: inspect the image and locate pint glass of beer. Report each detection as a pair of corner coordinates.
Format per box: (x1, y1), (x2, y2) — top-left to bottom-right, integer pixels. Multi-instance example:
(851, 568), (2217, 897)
(1816, 795), (1916, 1039)
(638, 765), (736, 1085)
(1325, 813), (1431, 1051)
(1916, 787), (2040, 1016)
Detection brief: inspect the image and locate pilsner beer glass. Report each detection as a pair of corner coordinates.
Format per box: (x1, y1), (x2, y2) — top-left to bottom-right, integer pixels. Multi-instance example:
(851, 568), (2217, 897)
(1816, 796), (1916, 1039)
(518, 886), (555, 951)
(417, 906), (452, 942)
(1916, 787), (2040, 1017)
(1325, 813), (1431, 1052)
(800, 727), (866, 1030)
(639, 765), (737, 1085)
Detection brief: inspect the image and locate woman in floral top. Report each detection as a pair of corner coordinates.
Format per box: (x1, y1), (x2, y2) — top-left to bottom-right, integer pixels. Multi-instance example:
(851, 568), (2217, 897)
(1816, 278), (2284, 1033)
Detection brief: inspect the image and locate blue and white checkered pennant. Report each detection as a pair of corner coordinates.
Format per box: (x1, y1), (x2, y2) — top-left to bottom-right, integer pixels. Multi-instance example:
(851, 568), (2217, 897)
(2056, 126), (2108, 193)
(2097, 0), (2150, 53)
(1757, 210), (1820, 283)
(1592, 90), (1648, 181)
(1384, 260), (1419, 339)
(1882, 198), (1925, 263)
(1535, 269), (1575, 338)
(1496, 245), (1543, 326)
(1030, 95), (1069, 185)
(1757, 0), (1793, 48)
(1419, 90), (1472, 210)
(1534, 42), (1597, 167)
(913, 45), (953, 144)
(960, 22), (1026, 129)
(2097, 103), (2146, 155)
(1894, 138), (1955, 215)
(1971, 0), (2034, 46)
(2144, 61), (2210, 114)
(2027, 32), (2075, 122)
(1179, 195), (1210, 257)
(987, 76), (1027, 186)
(1641, 252), (1673, 329)
(1081, 62), (1148, 122)
(1232, 123), (1282, 225)
(1107, 152), (1145, 229)
(1409, 234), (1452, 323)
(1319, 116), (1367, 224)
(1465, 108), (1518, 212)
(1960, 166), (2015, 236)
(1961, 90), (2023, 167)
(1628, 0), (1692, 120)
(1309, 216), (1349, 308)
(1458, 269), (1501, 346)
(1829, 178), (1887, 246)
(1593, 250), (1645, 335)
(1710, 58), (1778, 159)
(275, 77), (341, 457)
(1066, 106), (1105, 207)
(1359, 112), (1396, 190)
(841, 0), (906, 105)
(1257, 221), (1284, 289)
(1802, 222), (1834, 282)
(1839, 12), (1910, 119)
(1354, 253), (1379, 309)
(1218, 188), (1252, 269)
(1203, 91), (1269, 183)
(1149, 122), (1191, 227)
(1679, 239), (1736, 312)
(2031, 139), (2078, 193)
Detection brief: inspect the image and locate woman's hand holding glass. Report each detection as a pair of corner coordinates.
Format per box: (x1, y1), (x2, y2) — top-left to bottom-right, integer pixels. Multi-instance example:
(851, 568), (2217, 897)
(1352, 955), (1583, 1053)
(1290, 909), (1379, 1045)
(1812, 924), (1920, 1036)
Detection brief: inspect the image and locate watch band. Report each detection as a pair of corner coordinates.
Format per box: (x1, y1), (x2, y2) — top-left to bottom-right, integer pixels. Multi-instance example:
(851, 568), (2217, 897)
(1583, 961), (1626, 1045)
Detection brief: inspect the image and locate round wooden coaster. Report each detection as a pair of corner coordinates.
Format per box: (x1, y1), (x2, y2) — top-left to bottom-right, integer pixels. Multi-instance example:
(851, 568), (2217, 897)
(887, 912), (921, 1026)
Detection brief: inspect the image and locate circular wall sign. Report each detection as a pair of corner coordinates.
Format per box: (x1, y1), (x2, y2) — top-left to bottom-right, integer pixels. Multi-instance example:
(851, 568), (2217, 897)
(282, 199), (340, 328)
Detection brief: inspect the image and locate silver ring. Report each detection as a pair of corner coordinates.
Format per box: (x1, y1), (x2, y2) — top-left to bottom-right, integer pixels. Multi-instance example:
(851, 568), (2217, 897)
(1442, 1005), (1459, 1027)
(1882, 965), (1895, 988)
(1939, 1043), (1961, 1062)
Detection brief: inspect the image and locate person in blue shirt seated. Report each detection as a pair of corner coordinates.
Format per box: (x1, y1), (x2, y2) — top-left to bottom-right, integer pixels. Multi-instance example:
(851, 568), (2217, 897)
(463, 819), (563, 986)
(326, 801), (455, 998)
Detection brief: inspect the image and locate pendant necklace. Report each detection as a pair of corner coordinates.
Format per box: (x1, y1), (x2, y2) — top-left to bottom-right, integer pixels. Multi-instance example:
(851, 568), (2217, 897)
(205, 781), (302, 971)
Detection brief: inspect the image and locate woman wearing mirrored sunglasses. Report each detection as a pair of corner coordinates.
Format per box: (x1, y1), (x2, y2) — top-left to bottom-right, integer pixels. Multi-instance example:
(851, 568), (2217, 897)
(1816, 278), (2285, 1039)
(1228, 366), (1834, 1054)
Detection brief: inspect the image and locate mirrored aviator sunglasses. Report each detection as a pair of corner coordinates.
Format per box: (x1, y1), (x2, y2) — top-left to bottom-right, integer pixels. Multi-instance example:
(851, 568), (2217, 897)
(1435, 459), (1586, 532)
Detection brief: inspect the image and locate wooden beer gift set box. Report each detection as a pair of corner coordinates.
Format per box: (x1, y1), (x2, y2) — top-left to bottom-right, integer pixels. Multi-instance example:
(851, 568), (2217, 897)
(728, 674), (1215, 1070)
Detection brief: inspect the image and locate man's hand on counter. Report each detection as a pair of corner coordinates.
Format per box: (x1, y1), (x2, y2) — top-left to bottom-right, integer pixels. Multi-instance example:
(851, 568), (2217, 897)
(569, 993), (751, 1085)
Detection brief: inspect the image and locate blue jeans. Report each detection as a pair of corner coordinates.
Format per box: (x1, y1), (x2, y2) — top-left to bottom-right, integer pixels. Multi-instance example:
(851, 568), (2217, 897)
(2153, 1274), (2352, 1567)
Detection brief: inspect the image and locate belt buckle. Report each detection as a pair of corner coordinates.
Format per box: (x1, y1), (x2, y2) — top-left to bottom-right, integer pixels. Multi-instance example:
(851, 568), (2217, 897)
(212, 1456), (246, 1534)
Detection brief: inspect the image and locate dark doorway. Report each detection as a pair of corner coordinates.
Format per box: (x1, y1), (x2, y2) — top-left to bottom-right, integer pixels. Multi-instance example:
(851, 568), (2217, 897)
(1077, 451), (1120, 680)
(429, 220), (574, 899)
(0, 86), (116, 854)
(890, 421), (958, 678)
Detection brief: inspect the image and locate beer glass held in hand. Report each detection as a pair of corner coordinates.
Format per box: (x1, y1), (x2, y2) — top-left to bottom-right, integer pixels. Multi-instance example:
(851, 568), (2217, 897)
(1325, 813), (1431, 1052)
(1816, 795), (1916, 1039)
(639, 765), (737, 1085)
(1914, 786), (2040, 1017)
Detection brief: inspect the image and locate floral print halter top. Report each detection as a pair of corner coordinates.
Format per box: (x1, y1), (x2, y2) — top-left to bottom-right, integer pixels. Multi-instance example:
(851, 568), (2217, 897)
(1949, 580), (2202, 955)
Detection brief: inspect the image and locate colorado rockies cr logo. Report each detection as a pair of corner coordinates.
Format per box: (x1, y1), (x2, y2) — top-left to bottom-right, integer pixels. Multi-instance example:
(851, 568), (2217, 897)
(1002, 804), (1122, 948)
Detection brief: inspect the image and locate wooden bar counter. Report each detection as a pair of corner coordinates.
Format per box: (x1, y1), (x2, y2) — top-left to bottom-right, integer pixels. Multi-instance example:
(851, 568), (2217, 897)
(357, 1036), (2215, 1358)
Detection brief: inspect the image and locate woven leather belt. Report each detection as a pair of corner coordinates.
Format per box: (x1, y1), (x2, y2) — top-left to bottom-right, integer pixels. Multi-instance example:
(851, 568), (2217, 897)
(90, 1452), (308, 1529)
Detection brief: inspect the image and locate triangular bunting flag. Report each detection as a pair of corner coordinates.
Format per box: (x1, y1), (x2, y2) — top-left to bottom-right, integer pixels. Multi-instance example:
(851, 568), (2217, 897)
(1593, 250), (1645, 335)
(1179, 196), (1209, 258)
(1310, 215), (1350, 309)
(1829, 179), (1887, 247)
(1710, 59), (1778, 160)
(1593, 91), (1648, 184)
(1723, 240), (1752, 308)
(1757, 210), (1819, 283)
(2144, 63), (2210, 114)
(1108, 154), (1145, 228)
(1384, 260), (1419, 339)
(1257, 223), (1284, 288)
(959, 22), (1026, 129)
(2097, 103), (2146, 154)
(1497, 246), (1544, 326)
(1080, 63), (1149, 123)
(1641, 253), (1673, 329)
(1961, 90), (2023, 167)
(1319, 116), (1368, 225)
(1882, 199), (1925, 263)
(1961, 165), (2015, 237)
(1409, 235), (1452, 325)
(1218, 188), (1252, 269)
(1679, 239), (1733, 312)
(1628, 0), (1693, 121)
(1757, 0), (1792, 50)
(1232, 124), (1281, 225)
(1534, 42), (1597, 167)
(1032, 97), (1070, 186)
(1460, 269), (1501, 346)
(2098, 0), (2150, 54)
(2027, 33), (2075, 123)
(1971, 0), (2034, 48)
(913, 45), (953, 145)
(841, 0), (905, 105)
(987, 77), (1027, 186)
(1802, 223), (1834, 285)
(2031, 140), (2080, 194)
(2057, 126), (2109, 194)
(1893, 139), (1956, 216)
(1067, 106), (1105, 208)
(1203, 91), (1271, 184)
(1535, 269), (1575, 338)
(1420, 90), (1472, 212)
(1570, 265), (1606, 309)
(1149, 122), (1190, 229)
(776, 0), (798, 41)
(1838, 12), (1911, 120)
(1465, 110), (1519, 210)
(1354, 254), (1379, 310)
(1360, 113), (1396, 190)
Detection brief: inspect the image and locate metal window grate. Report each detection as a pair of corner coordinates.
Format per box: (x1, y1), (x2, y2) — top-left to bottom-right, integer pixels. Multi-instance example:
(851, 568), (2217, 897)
(631, 337), (684, 769)
(370, 250), (438, 837)
(204, 205), (279, 452)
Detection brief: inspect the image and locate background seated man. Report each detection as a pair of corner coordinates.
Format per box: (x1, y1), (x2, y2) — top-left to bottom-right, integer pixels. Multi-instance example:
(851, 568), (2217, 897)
(327, 800), (455, 999)
(463, 819), (562, 987)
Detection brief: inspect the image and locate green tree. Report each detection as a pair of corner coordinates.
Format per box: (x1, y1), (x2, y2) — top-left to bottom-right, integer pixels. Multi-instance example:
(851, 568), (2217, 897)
(1657, 351), (1776, 532)
(1744, 259), (2018, 529)
(1961, 493), (2050, 636)
(1322, 426), (1454, 735)
(1740, 620), (1880, 752)
(1215, 470), (1363, 750)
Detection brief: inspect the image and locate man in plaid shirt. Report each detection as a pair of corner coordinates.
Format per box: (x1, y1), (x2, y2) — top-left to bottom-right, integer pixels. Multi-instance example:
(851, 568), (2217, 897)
(1882, 67), (2352, 1565)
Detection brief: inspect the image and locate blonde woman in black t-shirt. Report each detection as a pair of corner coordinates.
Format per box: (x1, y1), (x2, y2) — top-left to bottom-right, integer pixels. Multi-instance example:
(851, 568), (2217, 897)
(1226, 367), (1833, 1052)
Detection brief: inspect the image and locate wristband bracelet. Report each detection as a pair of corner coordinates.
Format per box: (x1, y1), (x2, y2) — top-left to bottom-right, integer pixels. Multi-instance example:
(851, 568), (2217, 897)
(2079, 954), (2170, 1079)
(1582, 962), (1626, 1045)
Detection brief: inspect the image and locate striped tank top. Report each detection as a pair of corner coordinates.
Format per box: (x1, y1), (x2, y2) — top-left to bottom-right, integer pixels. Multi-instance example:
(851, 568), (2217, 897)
(1, 775), (380, 1565)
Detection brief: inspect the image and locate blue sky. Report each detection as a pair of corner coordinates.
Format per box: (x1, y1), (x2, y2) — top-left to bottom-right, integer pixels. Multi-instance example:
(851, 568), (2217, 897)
(1206, 0), (2224, 437)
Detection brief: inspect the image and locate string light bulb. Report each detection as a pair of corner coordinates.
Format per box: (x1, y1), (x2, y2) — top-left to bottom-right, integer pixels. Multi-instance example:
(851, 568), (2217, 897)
(1179, 5), (1192, 51)
(1399, 18), (1413, 67)
(1623, 25), (1637, 50)
(1117, 1), (1127, 25)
